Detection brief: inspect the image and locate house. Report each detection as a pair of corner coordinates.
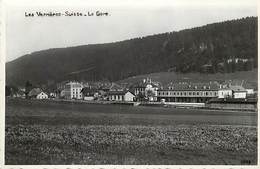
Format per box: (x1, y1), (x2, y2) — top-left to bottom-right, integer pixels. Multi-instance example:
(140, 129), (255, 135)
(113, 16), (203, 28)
(222, 80), (256, 96)
(28, 88), (48, 99)
(64, 81), (83, 100)
(49, 92), (57, 98)
(36, 91), (49, 99)
(60, 89), (66, 99)
(157, 82), (220, 103)
(98, 82), (125, 101)
(134, 78), (160, 101)
(48, 89), (60, 98)
(229, 85), (247, 99)
(219, 82), (248, 99)
(11, 89), (26, 98)
(124, 91), (135, 101)
(218, 88), (233, 98)
(81, 87), (99, 101)
(107, 90), (135, 102)
(109, 83), (124, 91)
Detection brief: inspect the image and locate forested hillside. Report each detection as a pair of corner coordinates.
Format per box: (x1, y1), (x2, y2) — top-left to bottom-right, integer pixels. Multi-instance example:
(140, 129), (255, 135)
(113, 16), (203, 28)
(6, 17), (257, 86)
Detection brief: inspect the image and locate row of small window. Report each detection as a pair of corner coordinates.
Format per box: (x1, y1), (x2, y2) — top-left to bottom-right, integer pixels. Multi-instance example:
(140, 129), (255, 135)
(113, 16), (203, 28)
(158, 91), (218, 96)
(72, 94), (82, 98)
(72, 88), (81, 91)
(135, 88), (145, 92)
(111, 95), (123, 100)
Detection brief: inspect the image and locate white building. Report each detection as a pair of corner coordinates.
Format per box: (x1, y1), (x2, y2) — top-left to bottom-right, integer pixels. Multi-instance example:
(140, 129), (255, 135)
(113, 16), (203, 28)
(108, 91), (135, 102)
(218, 85), (247, 99)
(64, 81), (83, 99)
(233, 91), (247, 99)
(124, 91), (135, 102)
(218, 89), (233, 98)
(49, 92), (57, 98)
(246, 89), (254, 95)
(134, 78), (160, 101)
(36, 92), (48, 99)
(28, 88), (48, 99)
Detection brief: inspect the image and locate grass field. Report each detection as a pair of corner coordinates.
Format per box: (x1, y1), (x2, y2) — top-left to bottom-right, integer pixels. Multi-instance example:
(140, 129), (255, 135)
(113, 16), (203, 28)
(5, 98), (257, 165)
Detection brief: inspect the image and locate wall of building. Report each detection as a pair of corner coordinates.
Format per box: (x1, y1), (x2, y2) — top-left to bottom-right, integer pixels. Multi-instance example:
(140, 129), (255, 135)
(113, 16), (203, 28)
(158, 90), (218, 98)
(36, 92), (48, 99)
(218, 90), (232, 98)
(233, 92), (247, 99)
(83, 96), (94, 101)
(124, 92), (135, 102)
(157, 90), (218, 103)
(64, 82), (83, 99)
(109, 95), (124, 101)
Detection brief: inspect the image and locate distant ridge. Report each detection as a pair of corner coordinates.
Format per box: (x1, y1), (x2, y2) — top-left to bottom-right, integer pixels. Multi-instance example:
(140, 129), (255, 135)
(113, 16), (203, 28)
(6, 17), (257, 86)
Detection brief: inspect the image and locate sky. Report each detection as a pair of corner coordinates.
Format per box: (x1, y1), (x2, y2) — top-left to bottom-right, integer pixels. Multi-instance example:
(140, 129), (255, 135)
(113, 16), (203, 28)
(3, 0), (258, 62)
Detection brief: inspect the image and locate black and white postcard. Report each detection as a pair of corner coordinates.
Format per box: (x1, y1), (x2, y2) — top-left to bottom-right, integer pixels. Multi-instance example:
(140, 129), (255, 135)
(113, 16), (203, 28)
(1, 0), (259, 168)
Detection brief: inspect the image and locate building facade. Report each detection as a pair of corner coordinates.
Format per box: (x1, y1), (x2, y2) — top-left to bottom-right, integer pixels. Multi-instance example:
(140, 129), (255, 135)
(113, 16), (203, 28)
(218, 85), (248, 99)
(28, 88), (48, 99)
(218, 89), (233, 98)
(134, 78), (160, 101)
(108, 91), (135, 102)
(64, 81), (83, 99)
(36, 92), (48, 99)
(81, 87), (99, 101)
(157, 82), (219, 103)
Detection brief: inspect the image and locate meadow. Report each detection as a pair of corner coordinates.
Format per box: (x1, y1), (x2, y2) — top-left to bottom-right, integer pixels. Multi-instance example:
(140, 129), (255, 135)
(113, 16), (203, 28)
(5, 98), (257, 165)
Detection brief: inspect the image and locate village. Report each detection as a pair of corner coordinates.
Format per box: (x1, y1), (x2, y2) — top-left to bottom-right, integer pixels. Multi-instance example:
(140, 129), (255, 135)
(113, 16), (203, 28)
(7, 77), (258, 111)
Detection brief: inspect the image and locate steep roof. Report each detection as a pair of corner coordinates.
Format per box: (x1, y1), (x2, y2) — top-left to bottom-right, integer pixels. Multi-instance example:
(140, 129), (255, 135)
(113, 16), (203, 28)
(134, 81), (159, 88)
(107, 90), (135, 96)
(107, 90), (127, 95)
(228, 85), (246, 92)
(166, 82), (220, 91)
(28, 88), (43, 96)
(109, 83), (124, 91)
(81, 87), (99, 95)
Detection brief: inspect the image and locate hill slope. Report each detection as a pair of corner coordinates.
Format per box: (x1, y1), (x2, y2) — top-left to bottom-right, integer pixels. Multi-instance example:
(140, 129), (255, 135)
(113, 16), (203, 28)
(6, 17), (257, 86)
(117, 69), (258, 89)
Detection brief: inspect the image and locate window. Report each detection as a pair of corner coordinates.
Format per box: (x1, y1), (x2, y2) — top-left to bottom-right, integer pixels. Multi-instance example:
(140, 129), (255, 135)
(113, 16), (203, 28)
(206, 92), (208, 96)
(197, 92), (199, 95)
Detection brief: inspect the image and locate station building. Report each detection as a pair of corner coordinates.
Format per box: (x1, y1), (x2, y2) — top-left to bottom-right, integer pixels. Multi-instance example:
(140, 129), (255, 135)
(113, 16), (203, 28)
(157, 82), (220, 103)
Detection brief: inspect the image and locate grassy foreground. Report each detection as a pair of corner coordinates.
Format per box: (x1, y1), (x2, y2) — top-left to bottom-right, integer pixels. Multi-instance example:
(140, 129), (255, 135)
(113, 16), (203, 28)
(5, 99), (257, 165)
(6, 124), (257, 165)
